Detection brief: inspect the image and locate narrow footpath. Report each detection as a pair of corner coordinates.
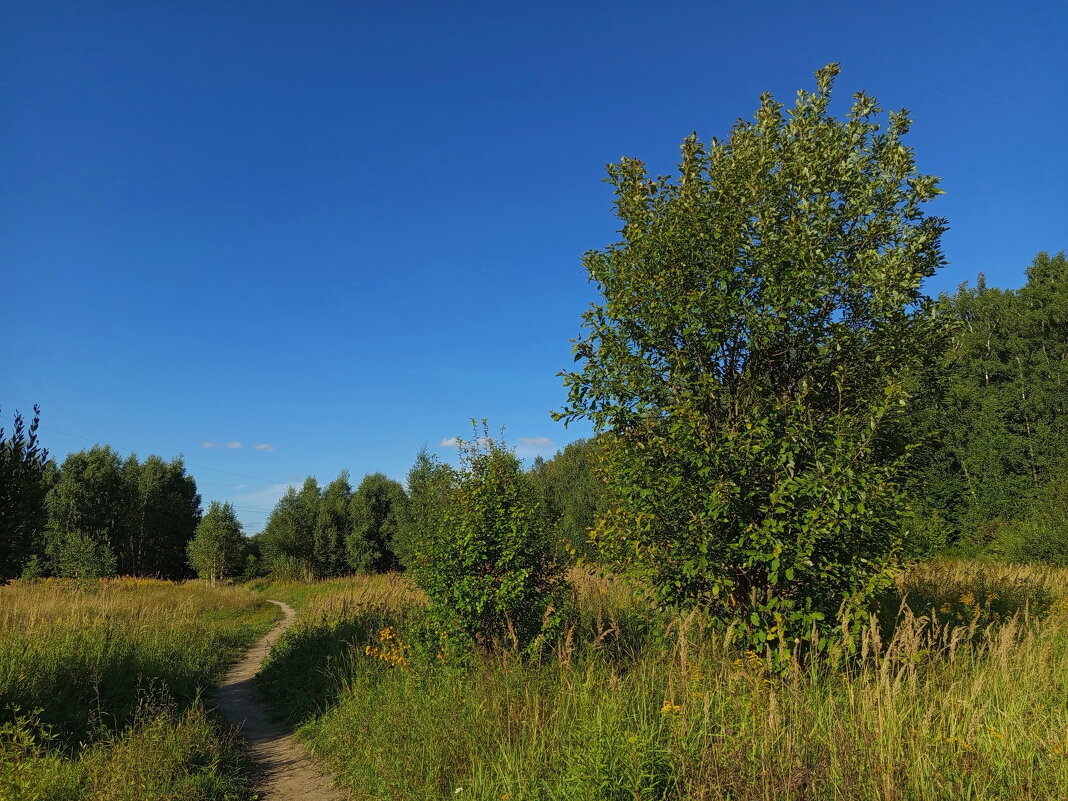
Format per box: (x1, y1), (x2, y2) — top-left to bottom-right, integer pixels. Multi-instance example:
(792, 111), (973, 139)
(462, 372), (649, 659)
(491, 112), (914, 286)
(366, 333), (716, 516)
(214, 599), (347, 801)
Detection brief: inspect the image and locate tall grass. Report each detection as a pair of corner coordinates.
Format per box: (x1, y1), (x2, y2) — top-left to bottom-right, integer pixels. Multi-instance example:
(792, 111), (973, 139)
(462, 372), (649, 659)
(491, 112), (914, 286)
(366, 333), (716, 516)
(0, 577), (279, 800)
(260, 560), (1068, 800)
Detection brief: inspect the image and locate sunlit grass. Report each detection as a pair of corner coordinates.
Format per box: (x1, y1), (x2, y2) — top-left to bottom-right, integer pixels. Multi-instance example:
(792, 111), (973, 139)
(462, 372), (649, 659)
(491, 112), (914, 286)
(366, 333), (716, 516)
(260, 559), (1068, 800)
(0, 577), (278, 800)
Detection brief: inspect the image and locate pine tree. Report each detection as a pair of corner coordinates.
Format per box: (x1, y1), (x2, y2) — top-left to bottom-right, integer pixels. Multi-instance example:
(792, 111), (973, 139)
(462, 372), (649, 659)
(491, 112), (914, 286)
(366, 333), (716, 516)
(0, 405), (54, 579)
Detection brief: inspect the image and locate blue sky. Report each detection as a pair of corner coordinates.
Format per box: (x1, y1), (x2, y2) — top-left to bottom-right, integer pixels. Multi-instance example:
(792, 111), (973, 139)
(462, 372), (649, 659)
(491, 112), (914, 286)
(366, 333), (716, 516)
(2, 1), (1065, 532)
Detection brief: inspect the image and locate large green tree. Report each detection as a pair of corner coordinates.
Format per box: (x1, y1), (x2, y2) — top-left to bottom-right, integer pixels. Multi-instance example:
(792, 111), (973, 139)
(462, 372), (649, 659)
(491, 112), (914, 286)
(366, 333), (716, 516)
(315, 471), (352, 578)
(0, 405), (55, 579)
(45, 446), (130, 577)
(260, 477), (321, 579)
(557, 65), (946, 653)
(348, 473), (407, 573)
(187, 501), (246, 583)
(124, 454), (201, 578)
(44, 446), (201, 578)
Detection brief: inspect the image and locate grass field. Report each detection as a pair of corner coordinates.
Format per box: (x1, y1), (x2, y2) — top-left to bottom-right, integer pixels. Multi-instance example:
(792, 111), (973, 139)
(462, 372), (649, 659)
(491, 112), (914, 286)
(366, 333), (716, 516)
(0, 578), (280, 800)
(257, 560), (1068, 800)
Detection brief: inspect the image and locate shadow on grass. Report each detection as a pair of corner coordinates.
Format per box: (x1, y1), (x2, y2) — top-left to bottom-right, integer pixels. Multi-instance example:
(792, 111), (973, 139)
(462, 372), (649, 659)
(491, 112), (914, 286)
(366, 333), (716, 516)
(256, 614), (392, 726)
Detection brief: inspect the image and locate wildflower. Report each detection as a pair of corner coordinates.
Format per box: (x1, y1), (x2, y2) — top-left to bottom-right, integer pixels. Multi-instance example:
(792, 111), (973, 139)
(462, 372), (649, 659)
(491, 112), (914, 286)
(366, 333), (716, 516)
(661, 700), (682, 714)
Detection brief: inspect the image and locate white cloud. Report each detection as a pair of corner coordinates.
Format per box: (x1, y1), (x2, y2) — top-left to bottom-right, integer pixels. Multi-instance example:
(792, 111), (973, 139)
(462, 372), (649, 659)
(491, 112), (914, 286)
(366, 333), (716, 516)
(202, 441), (218, 449)
(232, 483), (247, 490)
(518, 436), (554, 449)
(254, 443), (275, 452)
(439, 437), (461, 448)
(226, 441), (242, 449)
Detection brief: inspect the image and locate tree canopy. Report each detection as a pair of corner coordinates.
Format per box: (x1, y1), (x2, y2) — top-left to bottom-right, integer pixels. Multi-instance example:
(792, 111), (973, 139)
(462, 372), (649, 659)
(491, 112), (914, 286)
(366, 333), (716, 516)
(557, 64), (947, 653)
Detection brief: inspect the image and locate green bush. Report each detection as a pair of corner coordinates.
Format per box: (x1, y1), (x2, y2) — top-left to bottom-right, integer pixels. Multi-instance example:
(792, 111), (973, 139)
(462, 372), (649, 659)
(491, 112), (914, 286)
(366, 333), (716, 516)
(999, 472), (1068, 566)
(405, 426), (569, 655)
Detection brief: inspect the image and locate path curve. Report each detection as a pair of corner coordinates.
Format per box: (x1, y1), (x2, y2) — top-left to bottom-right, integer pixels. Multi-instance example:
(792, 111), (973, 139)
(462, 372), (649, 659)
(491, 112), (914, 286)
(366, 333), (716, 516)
(214, 599), (347, 801)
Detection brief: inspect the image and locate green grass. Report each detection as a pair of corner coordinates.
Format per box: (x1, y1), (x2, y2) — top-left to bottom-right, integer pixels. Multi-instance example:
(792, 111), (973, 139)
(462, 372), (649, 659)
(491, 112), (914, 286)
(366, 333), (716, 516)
(258, 562), (1068, 800)
(0, 577), (280, 800)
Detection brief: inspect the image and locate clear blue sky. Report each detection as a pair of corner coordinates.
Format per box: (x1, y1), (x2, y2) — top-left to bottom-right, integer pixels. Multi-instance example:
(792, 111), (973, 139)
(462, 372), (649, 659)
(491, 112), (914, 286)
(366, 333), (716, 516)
(3, 1), (1065, 532)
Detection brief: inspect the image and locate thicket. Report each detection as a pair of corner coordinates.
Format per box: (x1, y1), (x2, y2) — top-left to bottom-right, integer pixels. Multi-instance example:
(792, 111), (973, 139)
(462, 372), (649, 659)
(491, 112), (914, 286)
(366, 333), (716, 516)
(0, 416), (204, 581)
(400, 428), (567, 655)
(914, 252), (1068, 558)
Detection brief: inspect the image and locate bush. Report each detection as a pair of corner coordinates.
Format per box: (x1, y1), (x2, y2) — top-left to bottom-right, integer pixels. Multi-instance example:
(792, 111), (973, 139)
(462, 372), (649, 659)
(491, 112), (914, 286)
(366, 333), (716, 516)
(998, 472), (1068, 566)
(405, 426), (569, 655)
(50, 529), (118, 578)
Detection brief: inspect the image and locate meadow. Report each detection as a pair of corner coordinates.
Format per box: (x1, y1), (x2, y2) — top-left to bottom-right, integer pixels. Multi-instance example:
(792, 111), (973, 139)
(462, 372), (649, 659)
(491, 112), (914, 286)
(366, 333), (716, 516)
(0, 578), (279, 800)
(256, 560), (1068, 801)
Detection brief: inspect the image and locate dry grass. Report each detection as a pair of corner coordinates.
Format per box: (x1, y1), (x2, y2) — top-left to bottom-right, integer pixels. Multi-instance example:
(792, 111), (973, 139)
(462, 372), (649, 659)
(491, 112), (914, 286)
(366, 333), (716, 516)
(258, 559), (1068, 800)
(0, 577), (278, 800)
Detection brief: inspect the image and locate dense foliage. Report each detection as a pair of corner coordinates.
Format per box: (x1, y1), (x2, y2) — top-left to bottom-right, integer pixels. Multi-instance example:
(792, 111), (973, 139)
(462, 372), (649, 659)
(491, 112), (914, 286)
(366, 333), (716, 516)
(0, 405), (55, 580)
(558, 64), (947, 652)
(260, 477), (322, 579)
(348, 473), (407, 573)
(404, 429), (567, 653)
(43, 446), (201, 579)
(187, 501), (247, 582)
(530, 437), (606, 562)
(916, 253), (1068, 551)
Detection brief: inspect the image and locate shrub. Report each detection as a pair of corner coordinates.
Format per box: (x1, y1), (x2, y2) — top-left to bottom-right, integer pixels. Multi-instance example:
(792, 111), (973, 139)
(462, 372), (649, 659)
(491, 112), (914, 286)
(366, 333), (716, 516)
(998, 472), (1068, 566)
(405, 426), (568, 655)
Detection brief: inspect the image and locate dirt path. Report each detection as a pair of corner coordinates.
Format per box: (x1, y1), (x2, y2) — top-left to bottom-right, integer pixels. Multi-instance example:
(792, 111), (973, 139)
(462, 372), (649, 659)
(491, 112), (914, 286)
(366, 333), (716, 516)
(214, 600), (347, 801)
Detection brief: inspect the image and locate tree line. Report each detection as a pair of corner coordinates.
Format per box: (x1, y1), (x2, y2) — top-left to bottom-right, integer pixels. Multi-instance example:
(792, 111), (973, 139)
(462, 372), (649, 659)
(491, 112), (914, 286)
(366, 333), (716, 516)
(0, 408), (605, 584)
(0, 422), (200, 580)
(4, 247), (1068, 587)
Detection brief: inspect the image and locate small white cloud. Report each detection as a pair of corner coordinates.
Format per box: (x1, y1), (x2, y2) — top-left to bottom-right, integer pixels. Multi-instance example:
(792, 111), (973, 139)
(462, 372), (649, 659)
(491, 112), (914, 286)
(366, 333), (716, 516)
(202, 441), (218, 449)
(254, 443), (275, 452)
(226, 442), (242, 449)
(440, 437), (461, 448)
(232, 483), (247, 490)
(518, 436), (554, 448)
